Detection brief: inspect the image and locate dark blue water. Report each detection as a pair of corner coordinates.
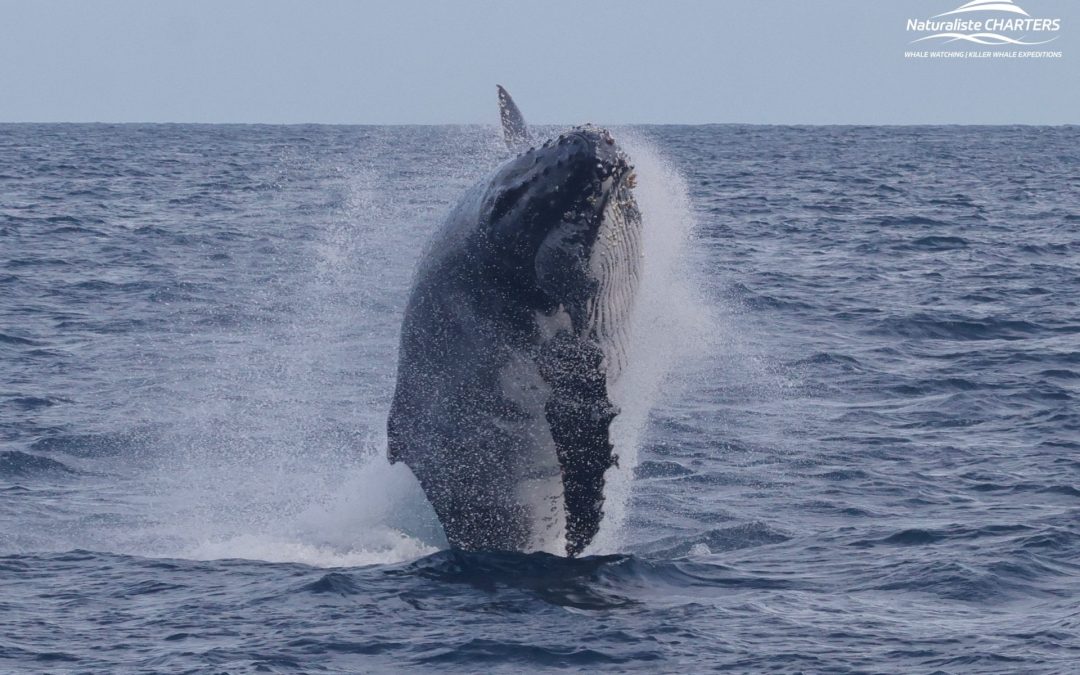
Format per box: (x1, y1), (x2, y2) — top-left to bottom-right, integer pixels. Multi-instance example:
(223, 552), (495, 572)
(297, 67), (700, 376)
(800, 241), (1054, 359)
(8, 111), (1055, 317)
(2, 124), (1078, 673)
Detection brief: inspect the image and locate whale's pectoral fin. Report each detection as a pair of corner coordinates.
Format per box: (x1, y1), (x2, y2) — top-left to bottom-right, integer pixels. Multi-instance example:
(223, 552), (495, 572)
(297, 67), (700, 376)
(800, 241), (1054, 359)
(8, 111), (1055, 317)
(497, 84), (532, 153)
(537, 331), (618, 557)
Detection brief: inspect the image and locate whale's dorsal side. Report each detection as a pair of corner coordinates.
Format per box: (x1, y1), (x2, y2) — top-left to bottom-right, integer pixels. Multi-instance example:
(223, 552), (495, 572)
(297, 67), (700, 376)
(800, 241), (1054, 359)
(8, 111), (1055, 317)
(497, 84), (532, 152)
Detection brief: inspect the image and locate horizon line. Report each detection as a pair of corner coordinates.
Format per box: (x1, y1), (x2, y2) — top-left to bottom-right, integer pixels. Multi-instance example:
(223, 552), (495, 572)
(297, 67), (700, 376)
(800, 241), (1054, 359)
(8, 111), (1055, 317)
(0, 120), (1076, 127)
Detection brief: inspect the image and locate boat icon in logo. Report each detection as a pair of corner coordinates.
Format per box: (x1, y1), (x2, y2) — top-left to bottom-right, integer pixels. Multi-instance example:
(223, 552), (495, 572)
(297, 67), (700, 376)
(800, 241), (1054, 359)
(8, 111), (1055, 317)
(933, 0), (1029, 19)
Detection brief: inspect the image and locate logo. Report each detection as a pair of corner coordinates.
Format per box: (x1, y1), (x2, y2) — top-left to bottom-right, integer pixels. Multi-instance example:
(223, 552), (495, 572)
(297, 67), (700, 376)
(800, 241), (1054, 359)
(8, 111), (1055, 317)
(905, 0), (1063, 58)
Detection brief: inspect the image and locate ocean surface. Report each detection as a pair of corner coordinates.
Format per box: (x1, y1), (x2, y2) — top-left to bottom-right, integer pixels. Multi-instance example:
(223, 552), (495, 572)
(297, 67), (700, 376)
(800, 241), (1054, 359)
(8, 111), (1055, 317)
(1, 123), (1078, 673)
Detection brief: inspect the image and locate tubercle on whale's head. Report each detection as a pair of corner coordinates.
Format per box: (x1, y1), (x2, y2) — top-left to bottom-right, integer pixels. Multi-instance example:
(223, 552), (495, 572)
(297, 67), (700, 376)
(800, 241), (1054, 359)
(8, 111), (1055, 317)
(481, 126), (636, 263)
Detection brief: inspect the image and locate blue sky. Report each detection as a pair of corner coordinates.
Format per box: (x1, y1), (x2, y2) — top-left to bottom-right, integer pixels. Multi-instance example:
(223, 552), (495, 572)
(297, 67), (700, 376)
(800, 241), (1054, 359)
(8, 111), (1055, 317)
(0, 0), (1075, 124)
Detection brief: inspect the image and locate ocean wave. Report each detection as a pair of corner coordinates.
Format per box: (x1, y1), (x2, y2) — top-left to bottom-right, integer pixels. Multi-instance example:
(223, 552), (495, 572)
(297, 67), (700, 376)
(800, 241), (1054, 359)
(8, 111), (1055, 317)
(896, 235), (969, 251)
(0, 451), (79, 477)
(871, 313), (1044, 340)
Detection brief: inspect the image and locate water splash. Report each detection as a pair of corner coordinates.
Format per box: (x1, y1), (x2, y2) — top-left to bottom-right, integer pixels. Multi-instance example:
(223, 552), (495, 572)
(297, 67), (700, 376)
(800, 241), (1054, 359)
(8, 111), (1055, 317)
(99, 131), (469, 567)
(36, 127), (708, 567)
(590, 131), (713, 554)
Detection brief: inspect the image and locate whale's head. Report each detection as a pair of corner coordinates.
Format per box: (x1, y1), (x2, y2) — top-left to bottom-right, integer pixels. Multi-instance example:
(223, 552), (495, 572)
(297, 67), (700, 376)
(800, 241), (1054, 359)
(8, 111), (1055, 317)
(481, 126), (641, 324)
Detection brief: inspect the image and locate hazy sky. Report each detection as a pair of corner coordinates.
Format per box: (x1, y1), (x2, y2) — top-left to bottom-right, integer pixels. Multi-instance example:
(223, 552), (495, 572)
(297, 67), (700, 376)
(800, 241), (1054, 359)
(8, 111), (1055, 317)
(0, 0), (1075, 124)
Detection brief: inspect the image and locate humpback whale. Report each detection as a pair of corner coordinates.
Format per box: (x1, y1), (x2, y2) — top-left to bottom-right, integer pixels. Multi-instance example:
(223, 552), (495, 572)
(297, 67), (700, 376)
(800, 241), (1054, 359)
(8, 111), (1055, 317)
(387, 86), (642, 556)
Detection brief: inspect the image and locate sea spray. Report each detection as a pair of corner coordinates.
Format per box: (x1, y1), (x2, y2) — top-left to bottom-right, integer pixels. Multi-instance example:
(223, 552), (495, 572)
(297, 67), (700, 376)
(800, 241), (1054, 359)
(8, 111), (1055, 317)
(589, 131), (713, 554)
(80, 126), (711, 566)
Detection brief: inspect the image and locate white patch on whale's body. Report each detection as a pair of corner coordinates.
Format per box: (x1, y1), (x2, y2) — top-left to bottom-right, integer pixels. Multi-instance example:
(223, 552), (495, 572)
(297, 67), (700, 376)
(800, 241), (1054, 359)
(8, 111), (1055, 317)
(496, 349), (567, 554)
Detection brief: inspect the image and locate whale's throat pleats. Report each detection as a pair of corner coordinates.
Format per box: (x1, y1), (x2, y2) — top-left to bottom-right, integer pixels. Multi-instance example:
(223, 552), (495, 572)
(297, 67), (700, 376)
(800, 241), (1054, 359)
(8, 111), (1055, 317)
(586, 193), (644, 379)
(530, 195), (643, 556)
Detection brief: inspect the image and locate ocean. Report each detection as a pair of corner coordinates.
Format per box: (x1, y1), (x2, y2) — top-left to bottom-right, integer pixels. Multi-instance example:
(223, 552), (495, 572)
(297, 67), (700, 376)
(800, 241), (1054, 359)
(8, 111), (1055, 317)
(1, 123), (1078, 672)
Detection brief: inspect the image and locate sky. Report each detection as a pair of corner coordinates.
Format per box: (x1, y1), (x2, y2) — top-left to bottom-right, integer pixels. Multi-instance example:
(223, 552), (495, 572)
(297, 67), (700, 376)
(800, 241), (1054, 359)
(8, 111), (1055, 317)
(0, 0), (1076, 124)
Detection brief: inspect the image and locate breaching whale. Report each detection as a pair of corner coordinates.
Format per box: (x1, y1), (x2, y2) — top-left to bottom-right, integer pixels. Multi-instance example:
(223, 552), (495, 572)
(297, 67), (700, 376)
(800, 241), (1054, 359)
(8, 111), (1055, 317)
(387, 86), (642, 556)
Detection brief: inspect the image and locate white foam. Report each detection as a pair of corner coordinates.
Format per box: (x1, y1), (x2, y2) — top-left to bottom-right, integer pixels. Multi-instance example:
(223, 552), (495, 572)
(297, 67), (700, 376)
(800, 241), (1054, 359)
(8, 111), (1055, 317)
(589, 131), (714, 554)
(184, 531), (437, 568)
